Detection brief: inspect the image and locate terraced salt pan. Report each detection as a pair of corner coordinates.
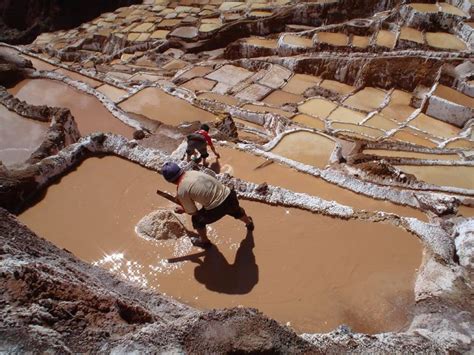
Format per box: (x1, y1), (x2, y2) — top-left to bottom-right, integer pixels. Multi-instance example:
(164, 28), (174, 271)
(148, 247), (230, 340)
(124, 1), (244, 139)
(9, 79), (134, 138)
(408, 3), (438, 12)
(364, 114), (400, 131)
(22, 55), (57, 71)
(408, 113), (460, 140)
(446, 139), (474, 149)
(433, 85), (474, 107)
(270, 131), (335, 168)
(198, 92), (239, 106)
(376, 30), (397, 49)
(19, 156), (422, 334)
(352, 35), (370, 48)
(282, 34), (313, 47)
(425, 32), (467, 50)
(320, 80), (355, 95)
(399, 27), (424, 44)
(96, 84), (128, 103)
(282, 74), (321, 95)
(438, 2), (468, 17)
(263, 90), (304, 106)
(245, 37), (278, 48)
(181, 77), (216, 92)
(0, 104), (48, 166)
(381, 90), (416, 122)
(298, 98), (337, 119)
(241, 104), (293, 118)
(343, 87), (387, 111)
(292, 114), (326, 130)
(327, 107), (366, 124)
(119, 87), (216, 125)
(332, 122), (385, 140)
(390, 129), (438, 148)
(315, 32), (349, 46)
(52, 68), (102, 88)
(397, 165), (474, 190)
(216, 146), (426, 220)
(363, 149), (460, 161)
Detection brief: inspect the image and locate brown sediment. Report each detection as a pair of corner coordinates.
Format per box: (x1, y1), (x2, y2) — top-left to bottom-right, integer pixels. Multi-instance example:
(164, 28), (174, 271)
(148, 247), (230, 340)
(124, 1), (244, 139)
(0, 104), (48, 166)
(233, 117), (264, 130)
(433, 85), (474, 108)
(263, 90), (304, 106)
(438, 3), (468, 17)
(292, 114), (326, 130)
(96, 84), (128, 103)
(327, 107), (366, 124)
(282, 74), (321, 95)
(397, 165), (474, 190)
(408, 3), (438, 13)
(270, 131), (335, 167)
(446, 139), (474, 149)
(245, 37), (278, 48)
(316, 32), (349, 46)
(8, 79), (134, 138)
(425, 32), (467, 51)
(332, 122), (385, 139)
(363, 149), (460, 161)
(364, 114), (399, 131)
(198, 92), (239, 106)
(55, 68), (102, 88)
(298, 98), (337, 119)
(181, 77), (216, 92)
(119, 87), (216, 125)
(389, 129), (438, 148)
(282, 34), (313, 47)
(19, 155), (423, 334)
(241, 104), (293, 118)
(399, 27), (424, 44)
(352, 35), (370, 48)
(22, 55), (57, 71)
(408, 113), (460, 140)
(375, 30), (397, 49)
(458, 205), (474, 218)
(343, 87), (387, 111)
(319, 80), (355, 95)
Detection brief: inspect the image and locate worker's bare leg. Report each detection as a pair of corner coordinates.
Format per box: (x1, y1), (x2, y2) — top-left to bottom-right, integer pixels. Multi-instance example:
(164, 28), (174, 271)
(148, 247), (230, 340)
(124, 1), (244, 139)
(238, 209), (254, 230)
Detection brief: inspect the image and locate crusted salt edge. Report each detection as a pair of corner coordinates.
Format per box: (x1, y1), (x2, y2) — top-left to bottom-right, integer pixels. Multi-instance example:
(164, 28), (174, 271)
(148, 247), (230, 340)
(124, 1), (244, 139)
(402, 216), (453, 261)
(29, 70), (142, 131)
(454, 218), (474, 270)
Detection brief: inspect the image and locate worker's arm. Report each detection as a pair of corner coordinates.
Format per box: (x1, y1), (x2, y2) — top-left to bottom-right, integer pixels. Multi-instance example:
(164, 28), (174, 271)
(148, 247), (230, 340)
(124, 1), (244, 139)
(176, 192), (198, 215)
(203, 132), (220, 158)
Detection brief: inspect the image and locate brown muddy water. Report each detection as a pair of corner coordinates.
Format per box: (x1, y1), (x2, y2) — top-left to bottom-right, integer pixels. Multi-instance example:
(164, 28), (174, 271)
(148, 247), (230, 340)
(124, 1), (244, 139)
(397, 165), (474, 190)
(270, 131), (335, 168)
(214, 146), (427, 220)
(363, 149), (460, 161)
(19, 156), (422, 334)
(9, 79), (134, 138)
(0, 104), (48, 166)
(119, 87), (216, 125)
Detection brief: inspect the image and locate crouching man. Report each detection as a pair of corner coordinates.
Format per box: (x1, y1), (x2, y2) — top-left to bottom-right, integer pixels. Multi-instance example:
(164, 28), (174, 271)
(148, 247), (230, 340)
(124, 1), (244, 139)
(161, 162), (254, 248)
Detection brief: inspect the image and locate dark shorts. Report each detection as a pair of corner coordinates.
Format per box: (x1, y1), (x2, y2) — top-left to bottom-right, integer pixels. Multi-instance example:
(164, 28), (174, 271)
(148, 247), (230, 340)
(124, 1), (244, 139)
(186, 137), (209, 158)
(192, 189), (245, 229)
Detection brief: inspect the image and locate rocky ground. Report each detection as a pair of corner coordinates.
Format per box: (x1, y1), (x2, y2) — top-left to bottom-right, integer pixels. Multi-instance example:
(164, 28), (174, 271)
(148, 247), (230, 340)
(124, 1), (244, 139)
(0, 0), (473, 352)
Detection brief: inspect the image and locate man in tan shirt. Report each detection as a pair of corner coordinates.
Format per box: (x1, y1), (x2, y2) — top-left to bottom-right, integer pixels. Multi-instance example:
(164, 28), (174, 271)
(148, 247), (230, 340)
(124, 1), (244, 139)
(161, 162), (254, 248)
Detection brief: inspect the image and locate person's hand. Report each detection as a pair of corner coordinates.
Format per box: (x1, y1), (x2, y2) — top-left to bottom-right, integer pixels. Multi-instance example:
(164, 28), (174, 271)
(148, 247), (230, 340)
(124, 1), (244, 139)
(174, 206), (185, 214)
(215, 152), (221, 159)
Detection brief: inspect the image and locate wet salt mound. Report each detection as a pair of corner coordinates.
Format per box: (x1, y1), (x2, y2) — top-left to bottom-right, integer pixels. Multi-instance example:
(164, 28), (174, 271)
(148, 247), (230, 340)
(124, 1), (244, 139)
(135, 209), (187, 241)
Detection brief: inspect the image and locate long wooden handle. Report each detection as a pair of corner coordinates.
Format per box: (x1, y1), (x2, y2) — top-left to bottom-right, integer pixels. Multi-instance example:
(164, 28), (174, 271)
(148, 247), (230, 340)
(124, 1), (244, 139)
(156, 190), (179, 204)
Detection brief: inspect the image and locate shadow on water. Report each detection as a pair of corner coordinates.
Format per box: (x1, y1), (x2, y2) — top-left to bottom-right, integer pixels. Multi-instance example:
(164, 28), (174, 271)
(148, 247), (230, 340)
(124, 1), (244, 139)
(168, 230), (258, 295)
